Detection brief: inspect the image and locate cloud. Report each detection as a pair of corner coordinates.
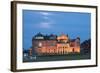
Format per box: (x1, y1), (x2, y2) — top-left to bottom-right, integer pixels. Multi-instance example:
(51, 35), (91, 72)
(34, 12), (55, 29)
(39, 12), (52, 16)
(38, 22), (52, 29)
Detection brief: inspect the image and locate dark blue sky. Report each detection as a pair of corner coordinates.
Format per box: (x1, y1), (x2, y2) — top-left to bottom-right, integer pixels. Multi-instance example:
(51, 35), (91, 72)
(23, 10), (91, 50)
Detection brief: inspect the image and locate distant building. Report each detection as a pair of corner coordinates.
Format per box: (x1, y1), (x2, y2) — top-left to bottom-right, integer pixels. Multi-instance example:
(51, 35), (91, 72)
(29, 32), (80, 56)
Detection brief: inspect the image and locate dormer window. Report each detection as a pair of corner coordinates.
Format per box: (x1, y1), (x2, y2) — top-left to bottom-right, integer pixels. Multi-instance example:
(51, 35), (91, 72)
(35, 36), (44, 39)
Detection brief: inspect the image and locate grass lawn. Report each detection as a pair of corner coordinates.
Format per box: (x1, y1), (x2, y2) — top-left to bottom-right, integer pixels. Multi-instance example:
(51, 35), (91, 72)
(23, 53), (91, 62)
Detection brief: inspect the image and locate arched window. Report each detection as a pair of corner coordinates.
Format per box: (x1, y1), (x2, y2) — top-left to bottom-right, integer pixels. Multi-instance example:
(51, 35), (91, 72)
(39, 42), (42, 47)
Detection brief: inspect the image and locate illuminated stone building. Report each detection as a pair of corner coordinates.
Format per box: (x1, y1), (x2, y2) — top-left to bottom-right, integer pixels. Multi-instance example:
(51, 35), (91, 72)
(30, 33), (80, 56)
(32, 33), (57, 56)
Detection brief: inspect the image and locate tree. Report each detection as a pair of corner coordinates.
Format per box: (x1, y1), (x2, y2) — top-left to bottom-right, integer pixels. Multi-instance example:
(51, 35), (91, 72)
(80, 38), (91, 54)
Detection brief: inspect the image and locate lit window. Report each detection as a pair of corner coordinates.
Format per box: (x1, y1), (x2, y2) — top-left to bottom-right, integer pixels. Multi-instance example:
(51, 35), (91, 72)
(39, 42), (42, 47)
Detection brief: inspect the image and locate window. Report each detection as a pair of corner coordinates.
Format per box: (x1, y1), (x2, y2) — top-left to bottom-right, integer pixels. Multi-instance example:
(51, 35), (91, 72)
(39, 42), (42, 47)
(35, 37), (44, 39)
(50, 43), (55, 46)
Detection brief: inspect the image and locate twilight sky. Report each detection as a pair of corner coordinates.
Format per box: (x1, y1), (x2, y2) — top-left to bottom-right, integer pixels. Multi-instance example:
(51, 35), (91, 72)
(23, 10), (91, 50)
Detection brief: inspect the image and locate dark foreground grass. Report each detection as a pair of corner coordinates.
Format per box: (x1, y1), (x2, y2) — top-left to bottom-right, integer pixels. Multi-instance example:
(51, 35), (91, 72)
(23, 53), (91, 62)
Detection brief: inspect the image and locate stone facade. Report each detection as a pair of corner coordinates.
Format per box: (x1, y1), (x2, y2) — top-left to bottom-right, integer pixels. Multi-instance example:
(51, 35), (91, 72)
(29, 33), (80, 56)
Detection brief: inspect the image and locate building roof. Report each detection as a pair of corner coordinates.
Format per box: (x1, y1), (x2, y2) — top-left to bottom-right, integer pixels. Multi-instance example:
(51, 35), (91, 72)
(57, 34), (69, 40)
(32, 33), (80, 42)
(32, 33), (57, 40)
(34, 32), (44, 37)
